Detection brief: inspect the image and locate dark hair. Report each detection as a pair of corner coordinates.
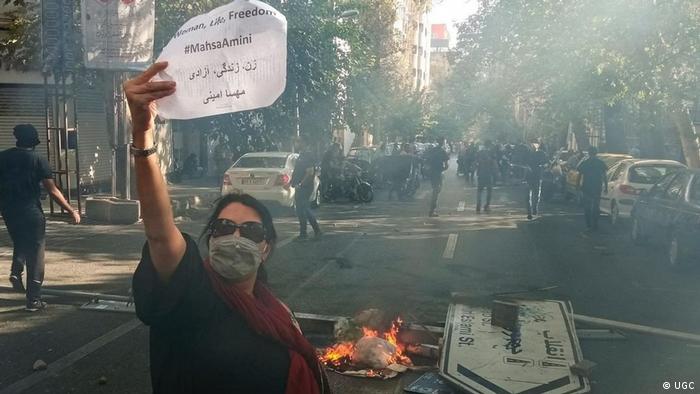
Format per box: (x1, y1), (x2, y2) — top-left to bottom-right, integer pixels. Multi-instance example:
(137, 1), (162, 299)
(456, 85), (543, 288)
(13, 124), (40, 148)
(588, 146), (598, 156)
(200, 192), (278, 283)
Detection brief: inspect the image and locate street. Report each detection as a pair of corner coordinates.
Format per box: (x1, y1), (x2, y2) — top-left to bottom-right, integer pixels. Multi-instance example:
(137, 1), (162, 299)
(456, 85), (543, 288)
(1, 159), (699, 394)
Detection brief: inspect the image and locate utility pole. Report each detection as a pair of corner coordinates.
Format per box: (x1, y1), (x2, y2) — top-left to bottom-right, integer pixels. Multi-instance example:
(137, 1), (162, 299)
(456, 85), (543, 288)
(110, 72), (130, 200)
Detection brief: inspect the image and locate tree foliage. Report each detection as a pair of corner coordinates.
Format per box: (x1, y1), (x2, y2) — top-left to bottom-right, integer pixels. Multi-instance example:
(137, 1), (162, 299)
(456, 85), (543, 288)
(440, 0), (700, 165)
(0, 0), (429, 155)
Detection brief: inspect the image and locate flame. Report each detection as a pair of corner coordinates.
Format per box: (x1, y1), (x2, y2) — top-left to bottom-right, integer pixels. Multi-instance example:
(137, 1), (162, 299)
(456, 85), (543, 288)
(319, 317), (413, 370)
(385, 318), (412, 366)
(319, 341), (354, 367)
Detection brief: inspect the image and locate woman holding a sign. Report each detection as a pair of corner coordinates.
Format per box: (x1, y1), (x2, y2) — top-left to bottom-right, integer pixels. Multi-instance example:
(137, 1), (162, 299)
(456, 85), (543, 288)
(125, 62), (330, 394)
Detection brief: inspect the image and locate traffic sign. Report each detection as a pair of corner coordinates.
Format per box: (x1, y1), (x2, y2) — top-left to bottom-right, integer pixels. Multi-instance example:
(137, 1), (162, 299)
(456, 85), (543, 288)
(439, 300), (590, 394)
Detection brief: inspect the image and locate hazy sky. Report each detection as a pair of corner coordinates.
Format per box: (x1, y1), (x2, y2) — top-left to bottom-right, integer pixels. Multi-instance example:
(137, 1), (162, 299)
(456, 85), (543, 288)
(429, 0), (479, 46)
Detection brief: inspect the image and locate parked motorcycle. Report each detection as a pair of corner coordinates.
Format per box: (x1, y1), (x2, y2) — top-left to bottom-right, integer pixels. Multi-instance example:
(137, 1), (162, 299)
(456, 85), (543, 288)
(323, 161), (374, 203)
(400, 161), (421, 198)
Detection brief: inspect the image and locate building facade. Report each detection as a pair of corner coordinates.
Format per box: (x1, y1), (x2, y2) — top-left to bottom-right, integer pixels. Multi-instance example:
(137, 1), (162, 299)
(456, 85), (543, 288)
(394, 0), (431, 91)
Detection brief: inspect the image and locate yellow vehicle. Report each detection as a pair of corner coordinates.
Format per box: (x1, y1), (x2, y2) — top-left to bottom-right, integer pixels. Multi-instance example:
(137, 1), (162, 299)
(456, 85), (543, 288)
(564, 153), (633, 200)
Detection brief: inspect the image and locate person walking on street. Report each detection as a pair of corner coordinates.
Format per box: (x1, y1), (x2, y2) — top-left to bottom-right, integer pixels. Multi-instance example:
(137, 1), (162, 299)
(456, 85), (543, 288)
(577, 147), (608, 231)
(0, 124), (81, 311)
(292, 136), (322, 241)
(475, 141), (498, 213)
(464, 143), (477, 185)
(320, 143), (342, 199)
(424, 139), (449, 217)
(525, 142), (548, 220)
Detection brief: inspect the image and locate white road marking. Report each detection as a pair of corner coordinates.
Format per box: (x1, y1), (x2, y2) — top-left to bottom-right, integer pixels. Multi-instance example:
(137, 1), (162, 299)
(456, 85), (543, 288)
(457, 201), (465, 212)
(276, 237), (294, 249)
(0, 319), (141, 394)
(442, 233), (458, 259)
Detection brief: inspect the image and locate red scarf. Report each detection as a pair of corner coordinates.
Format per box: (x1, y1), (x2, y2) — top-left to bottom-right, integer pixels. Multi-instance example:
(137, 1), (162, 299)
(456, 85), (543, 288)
(203, 258), (326, 394)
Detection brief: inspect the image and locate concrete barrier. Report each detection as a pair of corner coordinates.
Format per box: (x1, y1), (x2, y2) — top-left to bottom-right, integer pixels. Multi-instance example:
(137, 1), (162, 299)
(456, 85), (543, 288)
(85, 197), (141, 224)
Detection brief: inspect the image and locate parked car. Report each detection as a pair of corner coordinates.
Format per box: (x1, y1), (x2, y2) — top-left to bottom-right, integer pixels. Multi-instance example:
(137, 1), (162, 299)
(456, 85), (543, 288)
(601, 159), (686, 224)
(541, 149), (575, 201)
(631, 168), (700, 267)
(221, 152), (321, 208)
(565, 153), (633, 201)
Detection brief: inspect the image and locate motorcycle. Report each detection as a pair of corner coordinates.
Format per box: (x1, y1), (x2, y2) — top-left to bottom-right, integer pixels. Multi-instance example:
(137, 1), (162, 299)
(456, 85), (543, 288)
(400, 161), (421, 198)
(323, 161), (374, 203)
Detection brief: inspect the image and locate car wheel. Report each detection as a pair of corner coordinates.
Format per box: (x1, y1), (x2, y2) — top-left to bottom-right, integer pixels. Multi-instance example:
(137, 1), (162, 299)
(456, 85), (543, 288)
(610, 201), (619, 225)
(311, 187), (321, 209)
(631, 217), (646, 245)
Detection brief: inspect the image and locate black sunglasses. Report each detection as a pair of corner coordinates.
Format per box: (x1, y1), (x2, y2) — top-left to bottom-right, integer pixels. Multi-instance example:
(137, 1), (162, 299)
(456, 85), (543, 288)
(209, 219), (267, 243)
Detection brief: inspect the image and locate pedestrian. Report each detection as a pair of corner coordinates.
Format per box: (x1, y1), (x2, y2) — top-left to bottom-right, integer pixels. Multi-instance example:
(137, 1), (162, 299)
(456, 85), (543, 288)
(321, 143), (342, 199)
(525, 142), (548, 220)
(475, 141), (498, 213)
(182, 153), (200, 179)
(214, 138), (232, 178)
(423, 138), (449, 217)
(291, 136), (322, 240)
(124, 63), (330, 394)
(464, 143), (477, 185)
(0, 124), (80, 311)
(577, 146), (608, 231)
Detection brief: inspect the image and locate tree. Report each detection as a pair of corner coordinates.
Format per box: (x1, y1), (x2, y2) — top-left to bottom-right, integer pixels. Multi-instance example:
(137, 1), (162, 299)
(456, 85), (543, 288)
(442, 0), (700, 165)
(1, 0), (427, 154)
(0, 1), (39, 70)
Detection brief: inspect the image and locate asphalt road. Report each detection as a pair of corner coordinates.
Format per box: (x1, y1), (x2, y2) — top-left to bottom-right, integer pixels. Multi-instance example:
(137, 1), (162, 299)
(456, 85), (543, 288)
(1, 159), (698, 394)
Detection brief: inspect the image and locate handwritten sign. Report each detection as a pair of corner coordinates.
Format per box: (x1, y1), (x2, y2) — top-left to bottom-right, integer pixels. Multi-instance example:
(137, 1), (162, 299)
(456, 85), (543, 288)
(82, 0), (155, 70)
(440, 300), (590, 394)
(153, 0), (287, 120)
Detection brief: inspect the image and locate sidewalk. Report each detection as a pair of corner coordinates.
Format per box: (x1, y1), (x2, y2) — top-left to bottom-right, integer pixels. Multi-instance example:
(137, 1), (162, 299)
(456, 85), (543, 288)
(38, 177), (222, 218)
(0, 214), (205, 297)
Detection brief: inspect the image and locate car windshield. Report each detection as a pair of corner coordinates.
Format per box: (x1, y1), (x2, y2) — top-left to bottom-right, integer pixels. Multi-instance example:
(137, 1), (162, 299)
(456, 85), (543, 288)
(233, 156), (288, 169)
(628, 165), (682, 184)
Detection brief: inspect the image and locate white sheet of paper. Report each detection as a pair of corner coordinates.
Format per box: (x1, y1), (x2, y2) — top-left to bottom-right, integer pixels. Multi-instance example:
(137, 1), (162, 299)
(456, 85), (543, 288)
(154, 0), (287, 120)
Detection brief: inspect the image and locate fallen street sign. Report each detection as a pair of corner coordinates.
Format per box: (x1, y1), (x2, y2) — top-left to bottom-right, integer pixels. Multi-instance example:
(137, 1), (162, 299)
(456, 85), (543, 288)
(439, 300), (590, 394)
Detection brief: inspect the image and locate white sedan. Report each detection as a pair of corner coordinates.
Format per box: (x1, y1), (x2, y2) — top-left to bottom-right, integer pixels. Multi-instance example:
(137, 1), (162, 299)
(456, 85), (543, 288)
(601, 159), (686, 224)
(221, 152), (321, 208)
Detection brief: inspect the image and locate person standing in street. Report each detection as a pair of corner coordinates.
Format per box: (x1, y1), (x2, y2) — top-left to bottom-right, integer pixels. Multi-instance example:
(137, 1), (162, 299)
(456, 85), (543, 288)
(320, 142), (342, 199)
(475, 141), (498, 213)
(0, 124), (80, 311)
(577, 147), (608, 231)
(525, 141), (548, 220)
(424, 138), (449, 217)
(123, 63), (330, 393)
(291, 136), (322, 240)
(464, 143), (477, 185)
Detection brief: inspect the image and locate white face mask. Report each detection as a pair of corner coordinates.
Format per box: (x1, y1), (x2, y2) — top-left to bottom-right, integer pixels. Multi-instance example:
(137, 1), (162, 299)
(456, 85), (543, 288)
(209, 235), (264, 281)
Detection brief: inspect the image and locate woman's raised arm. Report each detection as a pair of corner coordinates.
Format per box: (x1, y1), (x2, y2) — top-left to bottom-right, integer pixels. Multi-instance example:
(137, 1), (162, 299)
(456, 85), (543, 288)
(124, 62), (185, 282)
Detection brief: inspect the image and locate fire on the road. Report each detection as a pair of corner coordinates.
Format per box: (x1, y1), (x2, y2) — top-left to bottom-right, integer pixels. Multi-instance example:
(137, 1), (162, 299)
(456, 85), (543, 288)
(319, 318), (413, 371)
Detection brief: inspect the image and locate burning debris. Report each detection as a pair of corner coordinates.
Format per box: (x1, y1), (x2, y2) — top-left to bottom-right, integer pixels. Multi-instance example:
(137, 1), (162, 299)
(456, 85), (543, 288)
(319, 316), (414, 379)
